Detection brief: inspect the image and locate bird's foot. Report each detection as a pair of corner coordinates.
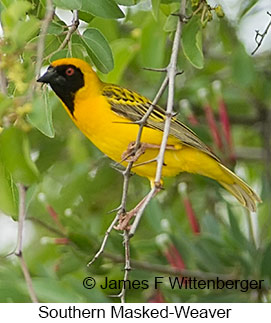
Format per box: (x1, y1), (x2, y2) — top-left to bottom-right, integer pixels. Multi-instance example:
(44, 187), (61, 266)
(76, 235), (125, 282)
(114, 209), (137, 231)
(122, 141), (175, 163)
(114, 194), (150, 231)
(121, 141), (146, 163)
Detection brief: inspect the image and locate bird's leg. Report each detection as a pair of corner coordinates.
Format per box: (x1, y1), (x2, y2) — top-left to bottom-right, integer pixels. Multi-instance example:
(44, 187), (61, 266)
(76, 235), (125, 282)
(114, 183), (162, 231)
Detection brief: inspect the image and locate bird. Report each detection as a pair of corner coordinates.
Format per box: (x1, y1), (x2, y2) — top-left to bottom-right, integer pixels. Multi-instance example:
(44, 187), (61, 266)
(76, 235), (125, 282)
(37, 58), (261, 229)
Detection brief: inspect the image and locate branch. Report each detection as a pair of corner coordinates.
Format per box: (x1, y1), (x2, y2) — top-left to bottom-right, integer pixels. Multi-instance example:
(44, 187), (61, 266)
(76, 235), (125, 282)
(88, 0), (186, 303)
(87, 212), (120, 266)
(129, 0), (186, 237)
(0, 66), (7, 95)
(15, 184), (38, 303)
(109, 231), (131, 303)
(46, 10), (79, 60)
(251, 11), (271, 55)
(103, 252), (236, 281)
(58, 10), (79, 51)
(120, 230), (131, 302)
(35, 0), (55, 78)
(27, 216), (67, 238)
(0, 20), (7, 95)
(234, 147), (264, 161)
(28, 0), (55, 100)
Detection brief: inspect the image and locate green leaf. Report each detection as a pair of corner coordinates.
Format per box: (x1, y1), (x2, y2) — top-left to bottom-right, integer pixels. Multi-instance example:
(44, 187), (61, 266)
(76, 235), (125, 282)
(71, 42), (87, 60)
(231, 45), (255, 87)
(102, 38), (137, 84)
(1, 0), (31, 29)
(53, 0), (82, 10)
(0, 127), (39, 185)
(27, 89), (55, 138)
(164, 13), (178, 32)
(151, 0), (160, 20)
(161, 0), (179, 3)
(140, 18), (166, 70)
(78, 10), (94, 23)
(0, 160), (17, 216)
(115, 0), (136, 5)
(71, 34), (88, 60)
(0, 0), (13, 9)
(49, 49), (69, 62)
(11, 17), (40, 47)
(44, 34), (63, 57)
(81, 28), (114, 73)
(182, 15), (204, 69)
(33, 277), (83, 302)
(81, 0), (124, 19)
(47, 20), (66, 35)
(0, 94), (13, 118)
(228, 207), (248, 248)
(239, 0), (258, 19)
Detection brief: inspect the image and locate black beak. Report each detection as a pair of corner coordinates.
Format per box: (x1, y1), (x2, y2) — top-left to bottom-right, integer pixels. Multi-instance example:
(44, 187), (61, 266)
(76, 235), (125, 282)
(37, 67), (56, 84)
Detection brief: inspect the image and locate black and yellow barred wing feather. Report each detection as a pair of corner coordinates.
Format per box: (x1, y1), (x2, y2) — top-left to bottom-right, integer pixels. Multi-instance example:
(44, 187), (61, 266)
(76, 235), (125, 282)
(102, 84), (219, 162)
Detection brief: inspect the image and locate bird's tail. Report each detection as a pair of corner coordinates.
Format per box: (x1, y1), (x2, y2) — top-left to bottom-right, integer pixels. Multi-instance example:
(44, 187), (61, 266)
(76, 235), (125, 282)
(218, 164), (262, 212)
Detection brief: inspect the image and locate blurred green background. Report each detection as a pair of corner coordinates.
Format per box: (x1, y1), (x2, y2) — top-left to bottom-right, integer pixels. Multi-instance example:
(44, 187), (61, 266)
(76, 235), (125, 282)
(0, 0), (270, 302)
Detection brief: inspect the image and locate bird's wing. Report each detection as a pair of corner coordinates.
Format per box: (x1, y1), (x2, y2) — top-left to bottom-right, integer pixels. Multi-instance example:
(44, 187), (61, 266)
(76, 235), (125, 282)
(102, 84), (220, 162)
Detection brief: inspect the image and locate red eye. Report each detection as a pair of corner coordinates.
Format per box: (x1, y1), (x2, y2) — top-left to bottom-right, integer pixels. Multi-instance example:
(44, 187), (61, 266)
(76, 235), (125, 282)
(66, 67), (74, 76)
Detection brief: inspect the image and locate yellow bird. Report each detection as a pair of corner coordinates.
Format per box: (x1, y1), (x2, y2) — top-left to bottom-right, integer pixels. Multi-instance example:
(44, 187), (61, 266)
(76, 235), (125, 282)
(37, 58), (261, 227)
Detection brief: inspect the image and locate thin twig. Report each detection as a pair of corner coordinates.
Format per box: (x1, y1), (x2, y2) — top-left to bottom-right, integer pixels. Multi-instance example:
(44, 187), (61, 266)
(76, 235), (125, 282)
(103, 252), (236, 281)
(15, 184), (38, 303)
(0, 66), (7, 95)
(28, 0), (55, 100)
(143, 67), (167, 73)
(15, 185), (26, 255)
(0, 20), (7, 95)
(46, 10), (79, 60)
(251, 12), (271, 55)
(87, 213), (120, 266)
(118, 230), (131, 303)
(27, 216), (67, 238)
(35, 0), (55, 77)
(58, 10), (79, 51)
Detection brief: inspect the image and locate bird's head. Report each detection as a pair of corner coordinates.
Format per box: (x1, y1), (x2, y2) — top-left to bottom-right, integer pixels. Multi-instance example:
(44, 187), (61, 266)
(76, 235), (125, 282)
(37, 58), (100, 116)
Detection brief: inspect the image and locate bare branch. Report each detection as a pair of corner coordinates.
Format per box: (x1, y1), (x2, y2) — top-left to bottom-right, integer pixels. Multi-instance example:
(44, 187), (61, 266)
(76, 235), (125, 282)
(251, 11), (271, 55)
(129, 0), (186, 237)
(0, 67), (7, 95)
(15, 184), (38, 303)
(118, 230), (131, 303)
(87, 212), (120, 266)
(27, 216), (67, 237)
(103, 252), (235, 281)
(0, 20), (7, 95)
(58, 10), (79, 51)
(45, 10), (79, 61)
(143, 67), (167, 73)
